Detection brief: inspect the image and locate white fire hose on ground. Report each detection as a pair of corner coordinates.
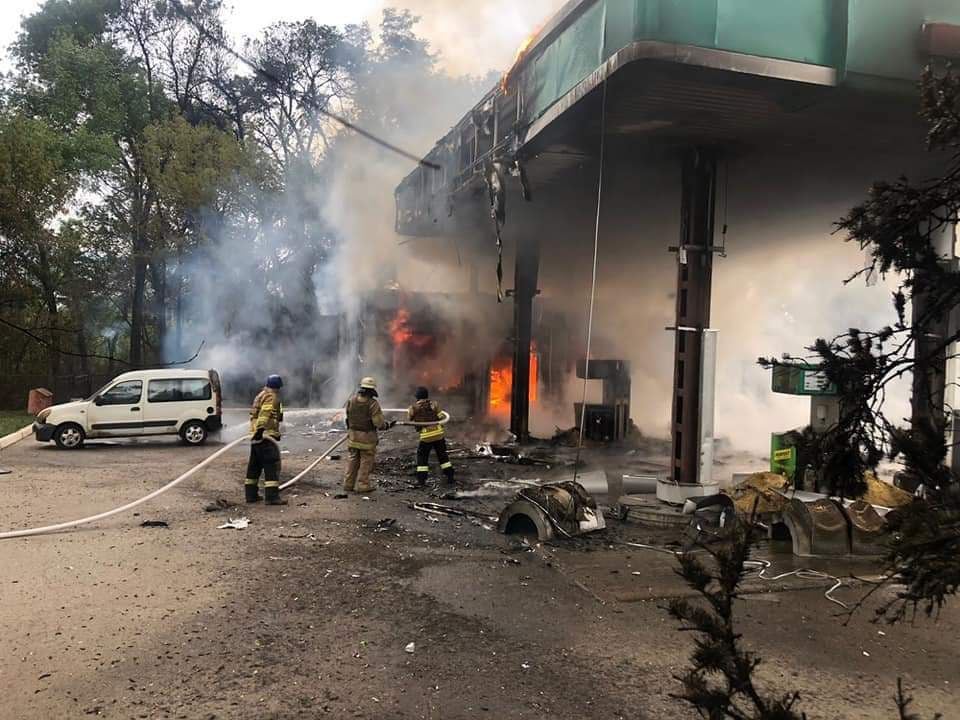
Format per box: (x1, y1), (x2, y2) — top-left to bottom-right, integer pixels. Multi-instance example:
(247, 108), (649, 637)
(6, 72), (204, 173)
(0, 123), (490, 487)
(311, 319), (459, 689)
(0, 410), (452, 540)
(274, 410), (450, 491)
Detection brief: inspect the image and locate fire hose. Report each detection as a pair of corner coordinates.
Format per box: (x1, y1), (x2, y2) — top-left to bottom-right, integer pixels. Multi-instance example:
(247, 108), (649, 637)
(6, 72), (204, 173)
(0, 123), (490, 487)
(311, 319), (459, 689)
(0, 410), (452, 540)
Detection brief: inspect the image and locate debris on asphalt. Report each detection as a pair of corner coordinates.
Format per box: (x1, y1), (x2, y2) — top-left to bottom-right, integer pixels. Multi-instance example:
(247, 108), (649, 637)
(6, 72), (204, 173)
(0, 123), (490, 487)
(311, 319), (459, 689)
(475, 442), (551, 467)
(0, 467), (12, 475)
(333, 493), (348, 499)
(203, 498), (233, 512)
(409, 501), (498, 523)
(217, 517), (250, 530)
(140, 520), (169, 528)
(404, 642), (416, 654)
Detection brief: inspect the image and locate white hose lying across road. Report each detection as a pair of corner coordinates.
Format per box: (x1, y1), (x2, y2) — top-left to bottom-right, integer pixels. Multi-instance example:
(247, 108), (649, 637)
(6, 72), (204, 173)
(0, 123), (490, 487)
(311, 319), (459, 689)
(0, 409), (455, 539)
(276, 435), (348, 490)
(274, 410), (451, 490)
(0, 434), (250, 540)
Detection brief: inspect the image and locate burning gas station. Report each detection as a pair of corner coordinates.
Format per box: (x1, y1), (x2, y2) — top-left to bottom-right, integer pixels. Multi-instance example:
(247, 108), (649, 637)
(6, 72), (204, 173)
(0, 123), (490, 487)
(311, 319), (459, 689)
(394, 0), (960, 512)
(6, 2), (960, 717)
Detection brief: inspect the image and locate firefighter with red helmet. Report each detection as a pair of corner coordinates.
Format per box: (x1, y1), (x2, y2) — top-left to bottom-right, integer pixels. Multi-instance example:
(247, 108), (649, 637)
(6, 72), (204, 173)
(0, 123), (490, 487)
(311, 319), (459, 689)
(408, 386), (454, 486)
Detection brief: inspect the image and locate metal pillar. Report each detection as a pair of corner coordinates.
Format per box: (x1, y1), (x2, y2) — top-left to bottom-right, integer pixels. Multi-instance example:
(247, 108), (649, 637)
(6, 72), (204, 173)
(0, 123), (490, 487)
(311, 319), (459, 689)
(510, 235), (541, 441)
(669, 148), (718, 483)
(904, 217), (957, 489)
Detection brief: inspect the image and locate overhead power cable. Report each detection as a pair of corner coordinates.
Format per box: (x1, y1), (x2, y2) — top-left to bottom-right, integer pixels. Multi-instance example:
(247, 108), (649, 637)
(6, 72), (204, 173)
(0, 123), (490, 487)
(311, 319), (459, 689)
(168, 0), (439, 170)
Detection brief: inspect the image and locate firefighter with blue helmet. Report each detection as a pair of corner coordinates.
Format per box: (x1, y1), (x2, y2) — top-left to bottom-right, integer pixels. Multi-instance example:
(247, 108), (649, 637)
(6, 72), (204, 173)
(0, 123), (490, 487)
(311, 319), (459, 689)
(245, 374), (286, 505)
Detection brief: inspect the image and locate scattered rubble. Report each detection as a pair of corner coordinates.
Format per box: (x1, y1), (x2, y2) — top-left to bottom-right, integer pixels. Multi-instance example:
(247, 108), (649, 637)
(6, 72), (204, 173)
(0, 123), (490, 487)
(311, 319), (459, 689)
(203, 498), (234, 513)
(217, 517), (250, 530)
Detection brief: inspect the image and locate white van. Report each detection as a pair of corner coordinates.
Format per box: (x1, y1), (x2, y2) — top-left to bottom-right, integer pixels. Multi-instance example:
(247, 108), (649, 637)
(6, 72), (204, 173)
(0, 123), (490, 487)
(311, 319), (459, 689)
(33, 369), (223, 449)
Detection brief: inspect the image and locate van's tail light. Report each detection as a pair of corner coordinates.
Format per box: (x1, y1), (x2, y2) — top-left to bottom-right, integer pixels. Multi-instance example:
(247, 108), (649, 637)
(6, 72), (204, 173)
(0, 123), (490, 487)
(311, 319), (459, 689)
(209, 369), (222, 416)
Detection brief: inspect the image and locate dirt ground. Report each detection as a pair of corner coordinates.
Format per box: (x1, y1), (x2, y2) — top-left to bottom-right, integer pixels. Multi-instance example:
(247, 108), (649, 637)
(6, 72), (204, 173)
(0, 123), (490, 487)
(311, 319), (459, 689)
(0, 412), (957, 719)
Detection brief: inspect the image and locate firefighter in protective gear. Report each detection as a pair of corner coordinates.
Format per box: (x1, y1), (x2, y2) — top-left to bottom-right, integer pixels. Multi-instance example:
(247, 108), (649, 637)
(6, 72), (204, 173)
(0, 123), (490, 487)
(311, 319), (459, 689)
(246, 374), (286, 505)
(408, 386), (454, 486)
(344, 377), (393, 493)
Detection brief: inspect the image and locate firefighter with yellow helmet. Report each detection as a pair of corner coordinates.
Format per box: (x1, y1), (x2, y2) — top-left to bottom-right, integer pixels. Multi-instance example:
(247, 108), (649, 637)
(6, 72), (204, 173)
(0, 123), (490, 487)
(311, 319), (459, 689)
(343, 376), (394, 493)
(408, 386), (454, 486)
(246, 374), (286, 505)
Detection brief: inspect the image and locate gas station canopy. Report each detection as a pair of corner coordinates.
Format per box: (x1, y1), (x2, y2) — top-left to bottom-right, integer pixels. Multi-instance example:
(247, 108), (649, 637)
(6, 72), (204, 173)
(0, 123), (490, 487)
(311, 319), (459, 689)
(395, 0), (960, 237)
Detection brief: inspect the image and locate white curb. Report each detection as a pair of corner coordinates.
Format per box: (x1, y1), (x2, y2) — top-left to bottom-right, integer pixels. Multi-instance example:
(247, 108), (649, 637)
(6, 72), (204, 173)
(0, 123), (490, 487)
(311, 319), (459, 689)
(0, 424), (33, 451)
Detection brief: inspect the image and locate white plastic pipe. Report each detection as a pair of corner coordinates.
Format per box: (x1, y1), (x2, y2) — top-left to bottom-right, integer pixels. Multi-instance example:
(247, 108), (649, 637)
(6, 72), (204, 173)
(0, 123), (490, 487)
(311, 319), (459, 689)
(0, 434), (250, 540)
(1, 410), (455, 540)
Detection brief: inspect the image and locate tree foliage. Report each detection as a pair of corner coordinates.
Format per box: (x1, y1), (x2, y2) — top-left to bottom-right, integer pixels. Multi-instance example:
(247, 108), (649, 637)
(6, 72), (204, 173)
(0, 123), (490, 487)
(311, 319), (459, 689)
(760, 66), (960, 621)
(0, 1), (460, 403)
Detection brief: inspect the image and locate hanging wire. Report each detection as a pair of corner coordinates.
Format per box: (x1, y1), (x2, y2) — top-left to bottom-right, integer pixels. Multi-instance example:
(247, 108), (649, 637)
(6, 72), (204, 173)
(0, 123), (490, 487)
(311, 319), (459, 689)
(168, 0), (439, 170)
(719, 158), (730, 256)
(573, 78), (609, 483)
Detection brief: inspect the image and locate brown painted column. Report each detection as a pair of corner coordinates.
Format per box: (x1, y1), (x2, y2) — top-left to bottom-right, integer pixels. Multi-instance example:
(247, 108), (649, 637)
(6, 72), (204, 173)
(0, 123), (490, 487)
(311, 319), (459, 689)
(511, 235), (541, 441)
(670, 148), (718, 483)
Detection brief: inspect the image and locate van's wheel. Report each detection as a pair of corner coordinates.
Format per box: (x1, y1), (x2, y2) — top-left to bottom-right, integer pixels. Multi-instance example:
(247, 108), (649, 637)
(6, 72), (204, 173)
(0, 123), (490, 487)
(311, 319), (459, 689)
(54, 423), (85, 449)
(180, 420), (208, 446)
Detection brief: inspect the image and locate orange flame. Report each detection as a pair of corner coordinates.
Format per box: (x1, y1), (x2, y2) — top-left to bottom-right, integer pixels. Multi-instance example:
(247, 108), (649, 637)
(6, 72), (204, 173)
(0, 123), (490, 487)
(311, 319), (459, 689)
(488, 351), (539, 421)
(501, 26), (541, 91)
(389, 308), (414, 345)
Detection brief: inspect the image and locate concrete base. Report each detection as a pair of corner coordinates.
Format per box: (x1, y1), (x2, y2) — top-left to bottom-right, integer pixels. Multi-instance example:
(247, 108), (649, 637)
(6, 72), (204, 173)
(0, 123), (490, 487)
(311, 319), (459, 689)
(618, 494), (690, 528)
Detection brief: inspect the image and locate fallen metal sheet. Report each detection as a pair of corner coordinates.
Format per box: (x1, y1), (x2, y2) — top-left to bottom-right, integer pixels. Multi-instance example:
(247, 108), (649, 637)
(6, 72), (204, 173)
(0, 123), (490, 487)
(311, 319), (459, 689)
(498, 481), (605, 541)
(782, 498), (850, 557)
(846, 500), (889, 557)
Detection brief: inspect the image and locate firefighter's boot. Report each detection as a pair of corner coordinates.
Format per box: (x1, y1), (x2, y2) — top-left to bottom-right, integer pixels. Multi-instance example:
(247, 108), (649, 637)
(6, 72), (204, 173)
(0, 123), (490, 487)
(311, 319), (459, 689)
(264, 486), (287, 506)
(245, 481), (261, 503)
(415, 466), (429, 487)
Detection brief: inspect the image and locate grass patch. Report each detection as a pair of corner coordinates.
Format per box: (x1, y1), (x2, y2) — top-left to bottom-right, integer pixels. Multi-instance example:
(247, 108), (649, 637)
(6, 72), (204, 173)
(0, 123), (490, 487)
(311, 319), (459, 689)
(0, 411), (33, 437)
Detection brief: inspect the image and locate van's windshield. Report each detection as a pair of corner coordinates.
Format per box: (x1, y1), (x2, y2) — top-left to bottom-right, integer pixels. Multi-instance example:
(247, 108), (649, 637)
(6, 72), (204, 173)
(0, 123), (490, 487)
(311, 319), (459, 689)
(87, 380), (114, 401)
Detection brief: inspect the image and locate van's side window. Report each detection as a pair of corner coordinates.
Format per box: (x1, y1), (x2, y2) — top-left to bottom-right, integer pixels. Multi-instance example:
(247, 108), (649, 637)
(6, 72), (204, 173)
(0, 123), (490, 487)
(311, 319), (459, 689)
(100, 380), (143, 405)
(148, 379), (212, 403)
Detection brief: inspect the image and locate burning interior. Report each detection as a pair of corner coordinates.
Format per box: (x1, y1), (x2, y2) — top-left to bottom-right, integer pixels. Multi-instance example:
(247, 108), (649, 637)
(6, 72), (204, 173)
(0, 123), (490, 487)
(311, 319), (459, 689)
(324, 289), (571, 426)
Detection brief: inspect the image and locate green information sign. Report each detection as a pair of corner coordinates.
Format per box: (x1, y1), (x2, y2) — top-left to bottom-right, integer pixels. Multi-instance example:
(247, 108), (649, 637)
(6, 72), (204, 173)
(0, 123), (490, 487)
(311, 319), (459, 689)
(771, 363), (838, 396)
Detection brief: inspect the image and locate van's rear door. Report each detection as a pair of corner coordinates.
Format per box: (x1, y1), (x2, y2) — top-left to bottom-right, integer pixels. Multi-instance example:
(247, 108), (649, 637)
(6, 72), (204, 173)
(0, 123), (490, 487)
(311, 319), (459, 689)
(143, 377), (213, 434)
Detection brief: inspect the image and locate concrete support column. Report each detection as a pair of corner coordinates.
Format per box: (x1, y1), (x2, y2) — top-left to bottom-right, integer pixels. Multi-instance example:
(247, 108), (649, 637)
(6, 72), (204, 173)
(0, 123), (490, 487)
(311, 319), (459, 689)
(511, 235), (541, 441)
(670, 148), (718, 483)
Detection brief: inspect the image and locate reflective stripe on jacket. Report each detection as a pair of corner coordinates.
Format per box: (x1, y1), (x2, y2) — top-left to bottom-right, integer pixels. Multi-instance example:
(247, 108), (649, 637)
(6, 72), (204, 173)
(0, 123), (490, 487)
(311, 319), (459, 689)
(408, 399), (444, 442)
(346, 394), (386, 451)
(249, 388), (282, 440)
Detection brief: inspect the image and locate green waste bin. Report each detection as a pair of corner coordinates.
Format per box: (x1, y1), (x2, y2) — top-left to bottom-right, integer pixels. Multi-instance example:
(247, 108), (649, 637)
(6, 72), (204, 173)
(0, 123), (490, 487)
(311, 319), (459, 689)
(770, 431), (799, 482)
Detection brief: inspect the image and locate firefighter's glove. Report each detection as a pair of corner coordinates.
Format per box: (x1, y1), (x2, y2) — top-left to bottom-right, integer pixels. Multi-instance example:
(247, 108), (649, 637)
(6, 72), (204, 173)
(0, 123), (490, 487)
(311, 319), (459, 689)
(252, 428), (264, 443)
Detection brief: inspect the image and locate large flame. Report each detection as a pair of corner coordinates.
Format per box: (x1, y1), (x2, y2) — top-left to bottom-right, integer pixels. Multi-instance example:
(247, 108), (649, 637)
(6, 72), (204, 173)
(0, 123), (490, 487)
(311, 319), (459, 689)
(388, 306), (461, 391)
(501, 26), (541, 91)
(488, 350), (539, 421)
(388, 308), (413, 346)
